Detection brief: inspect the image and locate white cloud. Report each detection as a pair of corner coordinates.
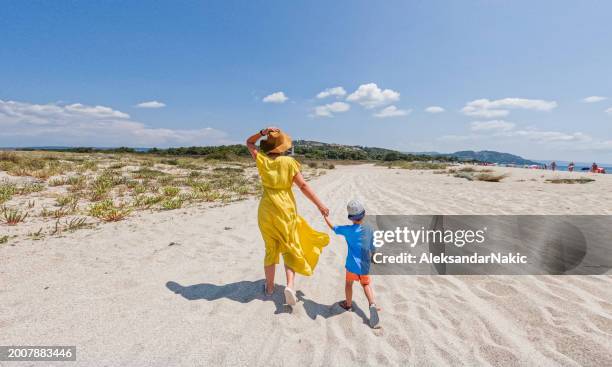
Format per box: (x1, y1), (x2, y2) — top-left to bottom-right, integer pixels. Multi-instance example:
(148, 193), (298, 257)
(262, 91), (288, 103)
(425, 106), (445, 114)
(346, 83), (400, 109)
(470, 120), (516, 132)
(313, 102), (350, 117)
(470, 119), (589, 144)
(582, 96), (607, 103)
(135, 100), (166, 109)
(511, 129), (590, 143)
(373, 105), (411, 118)
(0, 99), (228, 147)
(64, 103), (130, 119)
(461, 98), (557, 118)
(316, 87), (346, 99)
(606, 107), (612, 115)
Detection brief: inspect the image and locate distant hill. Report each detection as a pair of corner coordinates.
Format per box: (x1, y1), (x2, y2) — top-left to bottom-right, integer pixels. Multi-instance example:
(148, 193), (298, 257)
(404, 150), (539, 165)
(447, 150), (539, 165)
(293, 140), (454, 162)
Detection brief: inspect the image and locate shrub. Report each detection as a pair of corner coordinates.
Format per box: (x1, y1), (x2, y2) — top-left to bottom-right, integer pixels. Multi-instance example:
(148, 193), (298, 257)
(56, 195), (79, 208)
(2, 207), (28, 225)
(475, 173), (508, 182)
(65, 217), (89, 231)
(0, 182), (17, 203)
(19, 182), (45, 195)
(162, 186), (180, 197)
(88, 199), (131, 222)
(79, 160), (98, 172)
(133, 194), (164, 208)
(132, 168), (166, 179)
(213, 167), (245, 173)
(546, 178), (595, 184)
(387, 161), (449, 170)
(161, 198), (183, 210)
(133, 184), (147, 195)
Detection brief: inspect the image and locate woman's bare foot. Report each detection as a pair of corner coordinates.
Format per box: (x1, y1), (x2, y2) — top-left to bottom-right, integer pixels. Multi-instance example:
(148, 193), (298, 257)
(264, 284), (274, 296)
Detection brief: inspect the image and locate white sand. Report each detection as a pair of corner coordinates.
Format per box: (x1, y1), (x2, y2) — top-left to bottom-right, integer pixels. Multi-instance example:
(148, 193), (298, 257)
(1, 165), (611, 366)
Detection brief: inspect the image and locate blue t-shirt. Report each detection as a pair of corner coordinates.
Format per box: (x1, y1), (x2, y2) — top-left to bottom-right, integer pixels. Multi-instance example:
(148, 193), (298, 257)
(333, 224), (375, 275)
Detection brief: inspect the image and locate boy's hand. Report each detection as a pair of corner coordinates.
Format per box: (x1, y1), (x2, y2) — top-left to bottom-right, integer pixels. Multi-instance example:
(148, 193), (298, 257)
(323, 214), (334, 230)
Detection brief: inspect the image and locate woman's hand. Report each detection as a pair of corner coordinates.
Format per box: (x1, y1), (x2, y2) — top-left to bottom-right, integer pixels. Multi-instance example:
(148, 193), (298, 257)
(318, 204), (330, 217)
(262, 126), (280, 135)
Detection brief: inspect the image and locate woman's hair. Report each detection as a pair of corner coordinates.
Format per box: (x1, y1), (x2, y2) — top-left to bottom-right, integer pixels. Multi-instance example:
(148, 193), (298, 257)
(259, 140), (286, 155)
(259, 139), (275, 153)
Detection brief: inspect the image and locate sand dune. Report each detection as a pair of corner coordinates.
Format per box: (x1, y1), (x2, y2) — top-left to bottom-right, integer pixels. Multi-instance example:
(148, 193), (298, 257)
(2, 164), (611, 366)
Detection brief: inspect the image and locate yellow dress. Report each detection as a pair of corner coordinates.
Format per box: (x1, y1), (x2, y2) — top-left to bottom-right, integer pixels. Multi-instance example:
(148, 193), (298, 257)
(256, 152), (329, 276)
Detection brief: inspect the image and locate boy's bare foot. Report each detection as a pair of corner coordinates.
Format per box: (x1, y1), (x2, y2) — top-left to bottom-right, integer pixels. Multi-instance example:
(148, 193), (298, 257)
(338, 300), (352, 311)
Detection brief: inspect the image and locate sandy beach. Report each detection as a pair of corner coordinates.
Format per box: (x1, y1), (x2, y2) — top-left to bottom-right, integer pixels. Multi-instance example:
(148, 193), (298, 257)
(2, 164), (612, 366)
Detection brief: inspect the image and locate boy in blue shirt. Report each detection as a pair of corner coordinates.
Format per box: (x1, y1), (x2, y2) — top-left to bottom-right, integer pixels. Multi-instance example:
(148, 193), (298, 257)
(324, 199), (380, 328)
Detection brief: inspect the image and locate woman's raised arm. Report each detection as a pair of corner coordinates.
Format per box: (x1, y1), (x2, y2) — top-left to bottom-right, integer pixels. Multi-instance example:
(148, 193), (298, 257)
(246, 127), (280, 160)
(293, 172), (329, 216)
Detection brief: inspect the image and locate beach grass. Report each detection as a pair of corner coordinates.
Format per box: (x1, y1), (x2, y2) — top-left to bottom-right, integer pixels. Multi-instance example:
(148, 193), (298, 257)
(381, 161), (449, 170)
(2, 207), (29, 225)
(0, 150), (324, 241)
(546, 177), (595, 184)
(474, 173), (508, 182)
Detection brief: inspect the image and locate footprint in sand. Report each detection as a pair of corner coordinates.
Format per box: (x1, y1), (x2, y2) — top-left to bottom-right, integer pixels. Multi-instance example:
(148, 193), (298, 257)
(387, 333), (411, 354)
(483, 281), (518, 297)
(479, 344), (520, 367)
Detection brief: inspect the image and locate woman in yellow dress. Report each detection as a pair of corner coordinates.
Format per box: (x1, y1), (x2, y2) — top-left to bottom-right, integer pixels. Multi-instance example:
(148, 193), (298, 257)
(246, 127), (330, 305)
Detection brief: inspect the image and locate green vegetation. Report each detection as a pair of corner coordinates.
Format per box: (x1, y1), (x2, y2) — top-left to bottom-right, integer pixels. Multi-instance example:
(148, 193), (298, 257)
(474, 173), (508, 182)
(2, 206), (29, 225)
(381, 161), (450, 170)
(162, 186), (180, 197)
(451, 171), (508, 182)
(546, 177), (595, 184)
(65, 217), (90, 231)
(15, 140), (458, 163)
(132, 168), (167, 179)
(88, 199), (132, 222)
(0, 182), (17, 203)
(0, 148), (318, 241)
(161, 197), (184, 210)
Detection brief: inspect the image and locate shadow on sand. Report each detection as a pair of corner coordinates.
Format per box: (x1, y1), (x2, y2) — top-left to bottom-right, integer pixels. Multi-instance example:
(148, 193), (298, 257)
(166, 279), (290, 314)
(296, 290), (370, 325)
(166, 280), (367, 323)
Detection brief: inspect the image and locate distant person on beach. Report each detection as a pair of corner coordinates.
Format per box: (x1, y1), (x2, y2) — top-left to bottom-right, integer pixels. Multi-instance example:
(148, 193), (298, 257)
(592, 162), (598, 173)
(324, 200), (381, 328)
(246, 127), (330, 305)
(568, 162), (575, 172)
(551, 161), (557, 171)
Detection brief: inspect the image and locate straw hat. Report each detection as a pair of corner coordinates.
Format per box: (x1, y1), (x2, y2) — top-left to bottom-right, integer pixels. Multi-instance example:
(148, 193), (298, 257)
(260, 130), (292, 154)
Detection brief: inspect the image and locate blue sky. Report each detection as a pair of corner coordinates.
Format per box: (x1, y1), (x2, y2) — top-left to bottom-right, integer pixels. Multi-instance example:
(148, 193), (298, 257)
(1, 1), (611, 161)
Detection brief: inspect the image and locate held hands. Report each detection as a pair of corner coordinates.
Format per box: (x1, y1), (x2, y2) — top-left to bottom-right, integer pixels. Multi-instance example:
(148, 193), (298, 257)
(318, 204), (330, 217)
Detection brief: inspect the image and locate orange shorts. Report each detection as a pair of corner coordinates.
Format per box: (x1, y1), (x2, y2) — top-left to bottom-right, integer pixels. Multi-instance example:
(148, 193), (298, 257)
(346, 270), (371, 285)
